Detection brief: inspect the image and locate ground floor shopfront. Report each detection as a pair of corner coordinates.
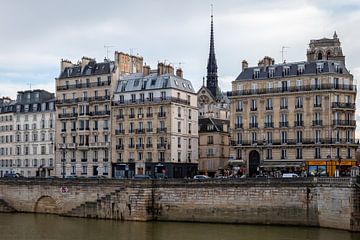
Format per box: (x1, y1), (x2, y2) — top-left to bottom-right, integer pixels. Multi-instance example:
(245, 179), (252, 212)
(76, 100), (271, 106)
(112, 162), (198, 179)
(306, 159), (358, 177)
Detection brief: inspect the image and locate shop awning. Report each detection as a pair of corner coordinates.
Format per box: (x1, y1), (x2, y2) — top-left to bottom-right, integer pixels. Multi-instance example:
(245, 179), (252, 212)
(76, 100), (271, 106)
(260, 161), (305, 168)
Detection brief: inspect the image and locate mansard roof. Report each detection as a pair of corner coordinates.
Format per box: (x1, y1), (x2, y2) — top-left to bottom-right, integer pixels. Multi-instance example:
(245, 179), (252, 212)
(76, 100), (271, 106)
(115, 73), (195, 94)
(198, 117), (229, 133)
(59, 61), (116, 79)
(235, 60), (349, 81)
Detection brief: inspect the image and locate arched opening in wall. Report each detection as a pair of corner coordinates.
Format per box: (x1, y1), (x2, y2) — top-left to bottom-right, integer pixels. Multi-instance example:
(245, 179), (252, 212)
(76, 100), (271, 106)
(326, 51), (331, 60)
(34, 196), (58, 214)
(317, 52), (323, 60)
(249, 150), (260, 177)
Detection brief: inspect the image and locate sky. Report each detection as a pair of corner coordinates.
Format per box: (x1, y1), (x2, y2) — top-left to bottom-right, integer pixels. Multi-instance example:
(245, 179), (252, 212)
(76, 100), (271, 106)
(1, 0), (360, 133)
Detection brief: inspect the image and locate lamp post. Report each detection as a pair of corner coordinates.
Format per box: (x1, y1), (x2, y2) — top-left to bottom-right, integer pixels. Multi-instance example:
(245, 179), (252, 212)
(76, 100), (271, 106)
(62, 149), (66, 179)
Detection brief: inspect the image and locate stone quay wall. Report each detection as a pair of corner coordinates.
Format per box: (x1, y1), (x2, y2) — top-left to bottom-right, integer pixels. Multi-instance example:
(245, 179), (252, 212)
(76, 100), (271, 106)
(0, 177), (359, 232)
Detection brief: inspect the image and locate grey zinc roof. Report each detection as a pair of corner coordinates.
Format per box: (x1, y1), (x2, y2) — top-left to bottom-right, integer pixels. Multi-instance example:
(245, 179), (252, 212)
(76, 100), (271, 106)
(59, 61), (115, 79)
(116, 73), (195, 93)
(235, 60), (349, 81)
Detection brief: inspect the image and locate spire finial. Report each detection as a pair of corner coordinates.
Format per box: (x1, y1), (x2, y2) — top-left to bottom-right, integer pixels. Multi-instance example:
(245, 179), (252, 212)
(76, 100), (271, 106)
(206, 3), (218, 97)
(333, 31), (338, 39)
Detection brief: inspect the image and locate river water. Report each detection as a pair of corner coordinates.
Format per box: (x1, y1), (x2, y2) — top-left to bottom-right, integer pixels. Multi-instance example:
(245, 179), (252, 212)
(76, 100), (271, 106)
(0, 213), (359, 240)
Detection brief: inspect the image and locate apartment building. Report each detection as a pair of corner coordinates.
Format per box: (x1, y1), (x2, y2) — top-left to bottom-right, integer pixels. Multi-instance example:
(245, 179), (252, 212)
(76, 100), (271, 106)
(229, 32), (357, 177)
(13, 90), (55, 177)
(112, 63), (198, 178)
(0, 97), (16, 177)
(55, 52), (143, 178)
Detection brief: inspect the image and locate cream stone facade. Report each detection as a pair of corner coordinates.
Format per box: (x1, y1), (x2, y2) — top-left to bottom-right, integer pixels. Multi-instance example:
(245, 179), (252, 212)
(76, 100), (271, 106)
(112, 63), (198, 178)
(13, 90), (55, 177)
(55, 52), (143, 178)
(0, 97), (16, 177)
(229, 34), (357, 177)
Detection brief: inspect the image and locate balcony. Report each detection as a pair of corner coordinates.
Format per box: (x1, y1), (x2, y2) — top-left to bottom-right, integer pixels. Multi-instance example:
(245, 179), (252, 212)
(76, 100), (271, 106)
(266, 106), (273, 111)
(89, 111), (110, 117)
(81, 159), (87, 162)
(146, 128), (153, 133)
(146, 158), (153, 162)
(146, 113), (153, 118)
(249, 123), (258, 128)
(115, 129), (125, 135)
(58, 113), (78, 119)
(250, 107), (257, 111)
(113, 97), (190, 106)
(136, 144), (144, 149)
(89, 142), (110, 148)
(312, 120), (323, 126)
(129, 114), (135, 119)
(264, 122), (274, 128)
(332, 120), (356, 127)
(116, 144), (124, 150)
(280, 105), (288, 110)
(279, 121), (288, 127)
(67, 143), (77, 149)
(227, 84), (356, 97)
(294, 121), (304, 127)
(135, 129), (145, 134)
(295, 104), (303, 109)
(157, 144), (167, 149)
(158, 112), (166, 118)
(128, 144), (135, 149)
(56, 81), (110, 91)
(146, 144), (153, 148)
(157, 128), (167, 133)
(236, 108), (243, 112)
(313, 103), (322, 108)
(235, 123), (243, 129)
(331, 102), (355, 110)
(116, 115), (124, 120)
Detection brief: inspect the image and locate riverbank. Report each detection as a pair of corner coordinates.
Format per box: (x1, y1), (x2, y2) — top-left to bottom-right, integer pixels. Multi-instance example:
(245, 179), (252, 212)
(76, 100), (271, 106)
(0, 177), (359, 232)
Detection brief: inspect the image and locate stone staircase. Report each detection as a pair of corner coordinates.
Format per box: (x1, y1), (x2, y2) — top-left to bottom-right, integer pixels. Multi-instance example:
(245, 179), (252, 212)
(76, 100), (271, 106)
(0, 199), (17, 213)
(63, 185), (153, 221)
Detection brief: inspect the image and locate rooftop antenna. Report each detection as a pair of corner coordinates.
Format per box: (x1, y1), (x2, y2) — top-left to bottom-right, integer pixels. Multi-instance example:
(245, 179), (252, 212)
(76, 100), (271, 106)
(281, 46), (290, 63)
(129, 48), (138, 56)
(28, 82), (32, 91)
(104, 45), (115, 60)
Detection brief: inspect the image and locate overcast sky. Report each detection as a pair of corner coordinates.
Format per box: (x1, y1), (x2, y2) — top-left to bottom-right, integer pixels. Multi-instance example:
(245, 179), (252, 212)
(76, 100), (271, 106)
(1, 0), (360, 134)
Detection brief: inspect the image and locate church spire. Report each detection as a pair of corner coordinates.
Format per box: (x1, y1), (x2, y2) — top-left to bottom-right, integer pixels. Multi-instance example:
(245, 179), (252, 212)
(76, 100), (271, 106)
(206, 4), (218, 98)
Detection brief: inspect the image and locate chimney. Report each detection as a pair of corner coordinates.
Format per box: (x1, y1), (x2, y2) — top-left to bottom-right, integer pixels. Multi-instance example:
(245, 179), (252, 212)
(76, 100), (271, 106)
(165, 64), (174, 75)
(242, 60), (248, 71)
(81, 56), (94, 69)
(60, 59), (74, 72)
(157, 62), (165, 75)
(176, 68), (183, 78)
(143, 65), (151, 76)
(258, 56), (274, 68)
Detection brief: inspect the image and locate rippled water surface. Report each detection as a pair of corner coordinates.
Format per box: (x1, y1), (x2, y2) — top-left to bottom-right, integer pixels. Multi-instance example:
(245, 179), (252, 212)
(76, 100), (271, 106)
(0, 213), (359, 240)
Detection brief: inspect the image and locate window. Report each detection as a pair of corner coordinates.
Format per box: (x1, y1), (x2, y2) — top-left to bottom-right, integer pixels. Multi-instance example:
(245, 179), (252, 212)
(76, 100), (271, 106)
(316, 63), (324, 73)
(295, 97), (303, 108)
(208, 136), (213, 144)
(266, 99), (272, 110)
(296, 148), (302, 159)
(269, 68), (275, 78)
(280, 97), (288, 109)
(266, 132), (272, 144)
(253, 69), (260, 79)
(296, 131), (302, 143)
(236, 100), (243, 111)
(178, 122), (181, 133)
(266, 149), (272, 160)
(251, 99), (257, 111)
(82, 165), (87, 175)
(251, 132), (257, 144)
(281, 149), (287, 159)
(281, 131), (287, 144)
(296, 79), (302, 89)
(314, 95), (321, 107)
(283, 66), (290, 76)
(251, 83), (257, 93)
(315, 148), (321, 159)
(297, 65), (305, 75)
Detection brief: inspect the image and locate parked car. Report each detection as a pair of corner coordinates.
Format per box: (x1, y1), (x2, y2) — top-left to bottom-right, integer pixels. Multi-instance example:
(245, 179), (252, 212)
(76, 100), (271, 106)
(133, 175), (152, 179)
(193, 175), (210, 180)
(282, 173), (299, 178)
(3, 173), (24, 178)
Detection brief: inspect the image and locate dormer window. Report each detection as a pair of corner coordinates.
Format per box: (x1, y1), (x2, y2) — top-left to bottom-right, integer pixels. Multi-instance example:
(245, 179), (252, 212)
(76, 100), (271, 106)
(316, 63), (324, 73)
(297, 65), (305, 75)
(269, 68), (275, 78)
(283, 66), (290, 76)
(253, 69), (260, 79)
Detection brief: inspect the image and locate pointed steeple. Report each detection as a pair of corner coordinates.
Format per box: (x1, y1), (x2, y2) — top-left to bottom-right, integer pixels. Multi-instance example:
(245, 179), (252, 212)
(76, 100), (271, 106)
(206, 5), (219, 98)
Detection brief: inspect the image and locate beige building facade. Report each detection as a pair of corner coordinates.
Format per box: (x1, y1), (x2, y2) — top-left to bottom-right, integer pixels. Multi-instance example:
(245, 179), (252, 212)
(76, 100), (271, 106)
(55, 52), (143, 178)
(229, 33), (357, 177)
(112, 63), (198, 178)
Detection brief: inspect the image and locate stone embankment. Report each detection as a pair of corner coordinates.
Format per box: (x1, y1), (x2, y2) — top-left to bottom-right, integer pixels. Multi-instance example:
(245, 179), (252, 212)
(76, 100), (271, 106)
(0, 177), (359, 232)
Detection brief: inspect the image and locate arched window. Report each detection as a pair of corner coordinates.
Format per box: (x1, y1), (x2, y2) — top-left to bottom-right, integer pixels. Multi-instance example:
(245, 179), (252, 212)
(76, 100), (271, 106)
(327, 51), (331, 60)
(317, 52), (323, 60)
